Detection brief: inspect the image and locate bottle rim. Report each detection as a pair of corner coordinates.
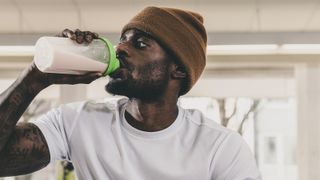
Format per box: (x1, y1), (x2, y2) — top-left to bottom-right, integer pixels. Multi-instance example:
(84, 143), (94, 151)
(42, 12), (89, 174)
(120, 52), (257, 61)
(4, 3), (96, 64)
(99, 37), (120, 76)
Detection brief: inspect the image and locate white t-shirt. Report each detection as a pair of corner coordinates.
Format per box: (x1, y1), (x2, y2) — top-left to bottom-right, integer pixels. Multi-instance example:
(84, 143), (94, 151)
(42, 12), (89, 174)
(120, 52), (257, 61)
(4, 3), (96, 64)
(32, 98), (261, 180)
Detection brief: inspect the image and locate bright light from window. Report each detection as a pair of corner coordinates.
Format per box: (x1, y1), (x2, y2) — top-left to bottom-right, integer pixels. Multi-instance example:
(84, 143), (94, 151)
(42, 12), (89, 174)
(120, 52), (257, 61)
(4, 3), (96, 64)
(0, 46), (34, 56)
(207, 44), (320, 55)
(1, 44), (320, 56)
(280, 44), (320, 54)
(207, 44), (279, 55)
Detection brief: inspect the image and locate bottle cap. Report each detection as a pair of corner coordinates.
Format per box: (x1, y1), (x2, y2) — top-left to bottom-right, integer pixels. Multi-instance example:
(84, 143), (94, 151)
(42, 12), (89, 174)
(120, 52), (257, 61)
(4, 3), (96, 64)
(99, 37), (120, 76)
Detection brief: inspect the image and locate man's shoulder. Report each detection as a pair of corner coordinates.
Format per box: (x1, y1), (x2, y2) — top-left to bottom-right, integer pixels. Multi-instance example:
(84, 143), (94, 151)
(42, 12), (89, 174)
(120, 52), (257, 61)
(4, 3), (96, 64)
(48, 98), (128, 134)
(60, 97), (128, 114)
(180, 108), (246, 158)
(182, 107), (232, 135)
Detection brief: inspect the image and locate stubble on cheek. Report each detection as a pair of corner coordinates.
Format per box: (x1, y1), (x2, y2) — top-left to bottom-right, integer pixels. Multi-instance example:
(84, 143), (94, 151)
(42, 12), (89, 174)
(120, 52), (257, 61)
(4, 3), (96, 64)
(105, 59), (170, 98)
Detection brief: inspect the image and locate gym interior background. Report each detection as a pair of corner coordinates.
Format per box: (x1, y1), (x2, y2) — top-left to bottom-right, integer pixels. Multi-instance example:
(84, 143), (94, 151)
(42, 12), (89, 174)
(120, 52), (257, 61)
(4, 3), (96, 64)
(1, 0), (320, 179)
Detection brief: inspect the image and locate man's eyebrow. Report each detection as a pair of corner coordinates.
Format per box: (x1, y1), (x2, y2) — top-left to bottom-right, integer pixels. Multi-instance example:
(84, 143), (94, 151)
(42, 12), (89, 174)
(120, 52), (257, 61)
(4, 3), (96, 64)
(134, 31), (154, 40)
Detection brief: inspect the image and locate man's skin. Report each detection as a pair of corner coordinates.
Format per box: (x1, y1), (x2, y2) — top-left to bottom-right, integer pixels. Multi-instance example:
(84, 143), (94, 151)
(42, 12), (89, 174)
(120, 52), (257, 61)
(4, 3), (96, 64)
(108, 29), (186, 131)
(0, 29), (187, 176)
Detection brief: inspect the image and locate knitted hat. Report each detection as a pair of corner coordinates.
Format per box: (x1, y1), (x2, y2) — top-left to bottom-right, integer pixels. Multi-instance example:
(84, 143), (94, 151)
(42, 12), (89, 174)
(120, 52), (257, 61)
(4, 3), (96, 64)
(121, 6), (207, 95)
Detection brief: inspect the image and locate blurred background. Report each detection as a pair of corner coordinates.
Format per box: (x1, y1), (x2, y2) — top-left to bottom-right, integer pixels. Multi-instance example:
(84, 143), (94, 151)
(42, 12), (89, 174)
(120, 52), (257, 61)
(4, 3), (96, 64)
(2, 0), (320, 179)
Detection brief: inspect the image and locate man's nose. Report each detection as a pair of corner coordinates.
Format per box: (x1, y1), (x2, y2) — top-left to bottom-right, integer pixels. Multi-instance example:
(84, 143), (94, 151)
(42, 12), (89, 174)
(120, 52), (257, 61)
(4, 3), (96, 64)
(116, 42), (130, 59)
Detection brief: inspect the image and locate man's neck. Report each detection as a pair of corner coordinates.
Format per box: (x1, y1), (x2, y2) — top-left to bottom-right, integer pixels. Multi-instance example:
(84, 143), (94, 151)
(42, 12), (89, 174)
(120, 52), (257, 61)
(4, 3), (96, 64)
(124, 98), (179, 132)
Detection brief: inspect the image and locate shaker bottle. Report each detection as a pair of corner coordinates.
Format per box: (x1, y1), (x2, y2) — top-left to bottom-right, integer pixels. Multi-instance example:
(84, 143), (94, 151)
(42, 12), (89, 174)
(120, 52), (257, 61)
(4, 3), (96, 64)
(33, 36), (120, 76)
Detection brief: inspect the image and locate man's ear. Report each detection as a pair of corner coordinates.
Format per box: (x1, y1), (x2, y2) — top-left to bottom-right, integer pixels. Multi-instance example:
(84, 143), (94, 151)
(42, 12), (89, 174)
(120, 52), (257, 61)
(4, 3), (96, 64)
(171, 64), (187, 79)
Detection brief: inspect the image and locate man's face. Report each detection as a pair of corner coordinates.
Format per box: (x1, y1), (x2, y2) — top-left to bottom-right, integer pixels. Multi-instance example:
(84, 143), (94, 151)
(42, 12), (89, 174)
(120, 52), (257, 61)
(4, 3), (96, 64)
(105, 29), (172, 100)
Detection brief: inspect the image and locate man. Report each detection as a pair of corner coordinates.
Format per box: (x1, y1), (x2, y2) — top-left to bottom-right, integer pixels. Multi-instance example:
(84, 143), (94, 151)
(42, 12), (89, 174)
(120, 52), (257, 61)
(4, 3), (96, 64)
(0, 6), (261, 180)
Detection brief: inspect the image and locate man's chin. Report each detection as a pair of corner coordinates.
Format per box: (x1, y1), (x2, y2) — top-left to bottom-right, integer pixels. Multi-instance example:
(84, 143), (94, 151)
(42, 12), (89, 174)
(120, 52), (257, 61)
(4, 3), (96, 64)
(105, 81), (128, 96)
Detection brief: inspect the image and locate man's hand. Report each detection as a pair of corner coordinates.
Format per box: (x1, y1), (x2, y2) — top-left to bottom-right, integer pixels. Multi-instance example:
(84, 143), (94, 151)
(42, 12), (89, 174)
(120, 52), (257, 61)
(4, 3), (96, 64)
(23, 61), (102, 93)
(57, 28), (99, 44)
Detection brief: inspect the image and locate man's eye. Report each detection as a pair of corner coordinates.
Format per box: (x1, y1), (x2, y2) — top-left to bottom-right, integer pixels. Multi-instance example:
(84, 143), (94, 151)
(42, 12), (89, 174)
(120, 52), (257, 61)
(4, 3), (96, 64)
(138, 41), (147, 48)
(119, 37), (126, 43)
(136, 40), (147, 48)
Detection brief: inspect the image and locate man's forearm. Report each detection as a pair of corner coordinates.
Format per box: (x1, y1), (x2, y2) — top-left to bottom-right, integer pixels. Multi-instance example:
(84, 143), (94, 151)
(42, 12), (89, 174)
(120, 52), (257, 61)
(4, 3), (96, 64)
(0, 77), (44, 152)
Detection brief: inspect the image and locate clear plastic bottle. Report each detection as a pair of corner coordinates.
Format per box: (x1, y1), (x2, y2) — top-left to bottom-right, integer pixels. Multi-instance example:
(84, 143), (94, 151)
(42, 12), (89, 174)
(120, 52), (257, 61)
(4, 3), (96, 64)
(33, 36), (120, 76)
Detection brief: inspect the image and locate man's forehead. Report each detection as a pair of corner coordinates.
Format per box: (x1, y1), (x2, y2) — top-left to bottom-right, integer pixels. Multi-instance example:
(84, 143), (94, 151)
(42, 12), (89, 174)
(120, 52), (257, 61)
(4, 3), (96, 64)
(121, 29), (154, 40)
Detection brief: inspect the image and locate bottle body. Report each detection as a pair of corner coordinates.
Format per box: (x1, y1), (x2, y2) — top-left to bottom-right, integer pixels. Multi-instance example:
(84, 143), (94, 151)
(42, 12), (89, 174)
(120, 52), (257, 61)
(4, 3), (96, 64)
(33, 37), (119, 76)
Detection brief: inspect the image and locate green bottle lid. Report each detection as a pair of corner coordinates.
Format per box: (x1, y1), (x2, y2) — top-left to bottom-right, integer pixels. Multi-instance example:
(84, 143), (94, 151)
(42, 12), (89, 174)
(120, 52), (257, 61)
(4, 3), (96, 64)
(99, 37), (120, 76)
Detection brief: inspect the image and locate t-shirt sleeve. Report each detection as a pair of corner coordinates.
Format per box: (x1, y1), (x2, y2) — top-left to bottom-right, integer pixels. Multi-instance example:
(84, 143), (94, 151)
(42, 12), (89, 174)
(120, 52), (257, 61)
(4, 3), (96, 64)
(30, 104), (80, 163)
(210, 132), (261, 180)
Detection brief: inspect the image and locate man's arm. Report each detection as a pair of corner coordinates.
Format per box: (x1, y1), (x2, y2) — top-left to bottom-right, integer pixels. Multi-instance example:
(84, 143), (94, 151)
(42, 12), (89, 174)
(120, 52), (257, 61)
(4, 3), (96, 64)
(0, 49), (101, 177)
(0, 30), (101, 177)
(0, 123), (50, 176)
(0, 63), (50, 177)
(210, 132), (261, 180)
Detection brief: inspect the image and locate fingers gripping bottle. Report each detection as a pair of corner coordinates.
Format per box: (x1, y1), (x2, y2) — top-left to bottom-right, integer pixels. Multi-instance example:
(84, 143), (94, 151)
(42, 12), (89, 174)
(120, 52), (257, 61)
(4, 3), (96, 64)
(33, 37), (120, 76)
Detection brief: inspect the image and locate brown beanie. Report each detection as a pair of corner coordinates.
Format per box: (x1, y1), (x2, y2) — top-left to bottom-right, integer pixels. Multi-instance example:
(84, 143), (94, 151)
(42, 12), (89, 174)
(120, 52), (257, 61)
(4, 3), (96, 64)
(121, 6), (207, 95)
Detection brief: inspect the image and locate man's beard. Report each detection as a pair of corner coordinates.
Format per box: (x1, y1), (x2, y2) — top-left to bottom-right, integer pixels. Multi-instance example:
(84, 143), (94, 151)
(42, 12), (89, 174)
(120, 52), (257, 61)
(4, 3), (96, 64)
(105, 61), (170, 101)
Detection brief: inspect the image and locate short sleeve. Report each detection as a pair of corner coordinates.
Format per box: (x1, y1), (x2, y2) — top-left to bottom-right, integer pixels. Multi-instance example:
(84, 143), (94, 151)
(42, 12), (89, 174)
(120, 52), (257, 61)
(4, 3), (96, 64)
(210, 132), (261, 180)
(30, 103), (81, 163)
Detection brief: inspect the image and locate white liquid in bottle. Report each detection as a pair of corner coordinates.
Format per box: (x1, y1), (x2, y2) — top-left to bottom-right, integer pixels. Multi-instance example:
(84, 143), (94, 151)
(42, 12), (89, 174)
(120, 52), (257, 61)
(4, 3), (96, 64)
(34, 37), (119, 76)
